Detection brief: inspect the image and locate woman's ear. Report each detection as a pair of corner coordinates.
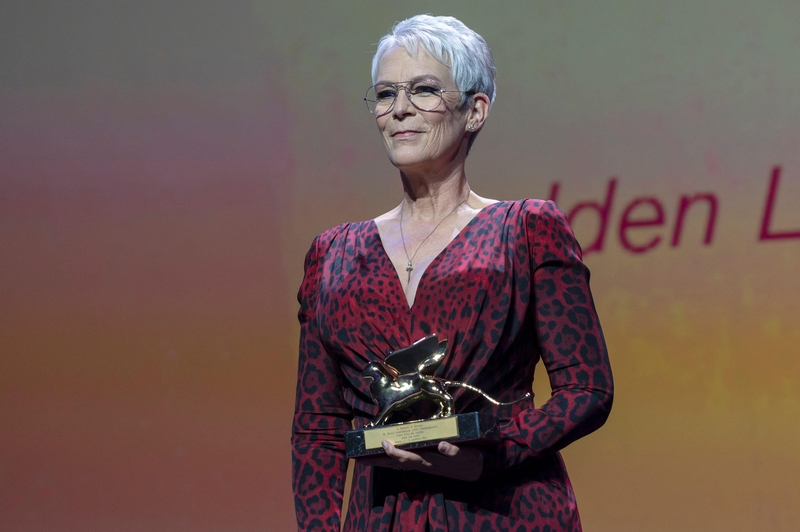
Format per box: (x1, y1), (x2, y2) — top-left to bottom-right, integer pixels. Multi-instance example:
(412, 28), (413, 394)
(465, 92), (491, 132)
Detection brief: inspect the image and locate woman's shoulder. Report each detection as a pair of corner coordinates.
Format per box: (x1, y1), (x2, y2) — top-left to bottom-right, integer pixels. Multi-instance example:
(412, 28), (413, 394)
(307, 219), (375, 254)
(489, 199), (576, 247)
(508, 199), (581, 258)
(486, 198), (564, 222)
(509, 198), (558, 213)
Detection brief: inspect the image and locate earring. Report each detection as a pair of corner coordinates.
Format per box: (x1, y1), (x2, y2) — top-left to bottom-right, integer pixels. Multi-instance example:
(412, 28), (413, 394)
(468, 124), (475, 131)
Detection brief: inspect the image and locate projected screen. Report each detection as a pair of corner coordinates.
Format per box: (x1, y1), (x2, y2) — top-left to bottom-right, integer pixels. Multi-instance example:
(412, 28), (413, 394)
(1, 2), (798, 531)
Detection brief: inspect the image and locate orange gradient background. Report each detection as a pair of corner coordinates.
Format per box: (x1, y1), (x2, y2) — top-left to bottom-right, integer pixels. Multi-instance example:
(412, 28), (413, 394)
(1, 2), (799, 531)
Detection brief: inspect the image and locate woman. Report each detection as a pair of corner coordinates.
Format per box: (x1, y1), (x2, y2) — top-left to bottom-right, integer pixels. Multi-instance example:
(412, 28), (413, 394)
(292, 14), (613, 531)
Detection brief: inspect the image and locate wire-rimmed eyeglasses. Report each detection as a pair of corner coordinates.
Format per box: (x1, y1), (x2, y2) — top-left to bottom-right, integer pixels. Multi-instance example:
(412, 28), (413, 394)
(364, 79), (474, 117)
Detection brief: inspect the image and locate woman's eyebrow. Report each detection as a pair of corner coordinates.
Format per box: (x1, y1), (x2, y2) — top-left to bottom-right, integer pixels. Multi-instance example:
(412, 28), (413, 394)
(374, 75), (443, 85)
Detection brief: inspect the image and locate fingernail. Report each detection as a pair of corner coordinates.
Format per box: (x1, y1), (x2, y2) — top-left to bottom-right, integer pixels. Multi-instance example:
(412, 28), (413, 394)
(382, 440), (389, 450)
(440, 442), (449, 452)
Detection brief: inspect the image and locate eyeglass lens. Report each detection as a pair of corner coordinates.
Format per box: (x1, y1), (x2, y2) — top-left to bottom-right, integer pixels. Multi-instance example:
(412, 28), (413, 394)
(365, 80), (443, 115)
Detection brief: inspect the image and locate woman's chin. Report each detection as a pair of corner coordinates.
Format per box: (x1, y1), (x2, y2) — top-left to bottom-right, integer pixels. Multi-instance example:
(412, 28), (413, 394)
(387, 143), (444, 166)
(387, 152), (431, 170)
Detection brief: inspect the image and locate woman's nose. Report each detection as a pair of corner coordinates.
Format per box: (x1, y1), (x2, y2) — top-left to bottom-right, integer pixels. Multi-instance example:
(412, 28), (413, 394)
(392, 87), (415, 117)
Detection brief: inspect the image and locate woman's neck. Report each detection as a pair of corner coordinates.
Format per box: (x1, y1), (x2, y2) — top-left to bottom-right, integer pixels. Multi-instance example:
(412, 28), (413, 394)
(399, 166), (471, 221)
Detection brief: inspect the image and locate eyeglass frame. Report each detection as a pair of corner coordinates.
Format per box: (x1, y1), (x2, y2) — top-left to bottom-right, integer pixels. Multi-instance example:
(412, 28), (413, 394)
(364, 79), (476, 117)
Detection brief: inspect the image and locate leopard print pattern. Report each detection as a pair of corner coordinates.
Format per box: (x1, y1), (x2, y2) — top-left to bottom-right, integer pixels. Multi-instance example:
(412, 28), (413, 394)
(292, 200), (613, 531)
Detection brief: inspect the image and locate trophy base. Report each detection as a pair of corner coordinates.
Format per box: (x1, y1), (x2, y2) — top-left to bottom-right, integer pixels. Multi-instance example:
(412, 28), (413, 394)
(345, 412), (499, 458)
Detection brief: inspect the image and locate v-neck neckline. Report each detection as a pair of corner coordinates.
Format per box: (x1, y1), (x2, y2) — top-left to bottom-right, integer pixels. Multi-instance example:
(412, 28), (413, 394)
(370, 201), (503, 311)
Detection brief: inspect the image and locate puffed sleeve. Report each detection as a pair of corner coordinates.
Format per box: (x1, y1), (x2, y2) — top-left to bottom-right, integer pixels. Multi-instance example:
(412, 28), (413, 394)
(291, 235), (353, 530)
(482, 200), (614, 475)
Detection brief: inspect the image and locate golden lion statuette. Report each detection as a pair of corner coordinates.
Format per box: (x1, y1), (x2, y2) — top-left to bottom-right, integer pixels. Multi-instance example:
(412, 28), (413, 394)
(344, 335), (530, 458)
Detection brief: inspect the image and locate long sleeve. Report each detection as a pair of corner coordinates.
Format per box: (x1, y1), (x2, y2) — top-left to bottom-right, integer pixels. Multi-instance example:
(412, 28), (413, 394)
(483, 200), (614, 475)
(291, 236), (353, 531)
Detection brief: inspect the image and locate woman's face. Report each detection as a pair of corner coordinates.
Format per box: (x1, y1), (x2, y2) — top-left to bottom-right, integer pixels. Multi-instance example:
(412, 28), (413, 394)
(374, 46), (470, 173)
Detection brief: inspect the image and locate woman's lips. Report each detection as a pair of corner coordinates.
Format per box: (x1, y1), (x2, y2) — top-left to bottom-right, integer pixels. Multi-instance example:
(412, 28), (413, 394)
(392, 130), (421, 139)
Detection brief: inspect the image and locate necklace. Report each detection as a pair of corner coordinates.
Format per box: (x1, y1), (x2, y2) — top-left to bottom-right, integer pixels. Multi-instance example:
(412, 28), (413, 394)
(399, 194), (468, 284)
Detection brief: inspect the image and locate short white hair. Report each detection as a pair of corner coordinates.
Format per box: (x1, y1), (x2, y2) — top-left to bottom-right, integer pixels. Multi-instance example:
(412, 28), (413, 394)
(371, 14), (497, 108)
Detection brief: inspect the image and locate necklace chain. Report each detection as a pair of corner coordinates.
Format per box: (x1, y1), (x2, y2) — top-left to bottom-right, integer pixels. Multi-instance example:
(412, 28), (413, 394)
(399, 194), (468, 284)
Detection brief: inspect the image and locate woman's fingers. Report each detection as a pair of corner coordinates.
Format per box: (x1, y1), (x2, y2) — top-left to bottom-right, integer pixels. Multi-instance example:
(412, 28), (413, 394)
(357, 440), (481, 480)
(382, 439), (460, 461)
(382, 440), (432, 467)
(437, 441), (460, 456)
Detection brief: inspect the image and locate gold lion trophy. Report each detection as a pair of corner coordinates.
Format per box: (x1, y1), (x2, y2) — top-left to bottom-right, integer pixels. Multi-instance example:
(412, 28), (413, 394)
(345, 334), (530, 458)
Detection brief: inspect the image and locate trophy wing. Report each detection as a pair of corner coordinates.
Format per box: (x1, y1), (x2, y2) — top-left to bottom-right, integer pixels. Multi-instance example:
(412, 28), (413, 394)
(384, 334), (443, 375)
(416, 339), (447, 375)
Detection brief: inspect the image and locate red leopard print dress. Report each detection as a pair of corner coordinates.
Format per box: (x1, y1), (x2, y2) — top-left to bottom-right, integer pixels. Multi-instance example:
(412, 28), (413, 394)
(292, 199), (613, 531)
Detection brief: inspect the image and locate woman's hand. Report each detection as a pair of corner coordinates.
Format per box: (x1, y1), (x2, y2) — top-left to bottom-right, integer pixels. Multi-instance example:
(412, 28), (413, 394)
(357, 440), (484, 481)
